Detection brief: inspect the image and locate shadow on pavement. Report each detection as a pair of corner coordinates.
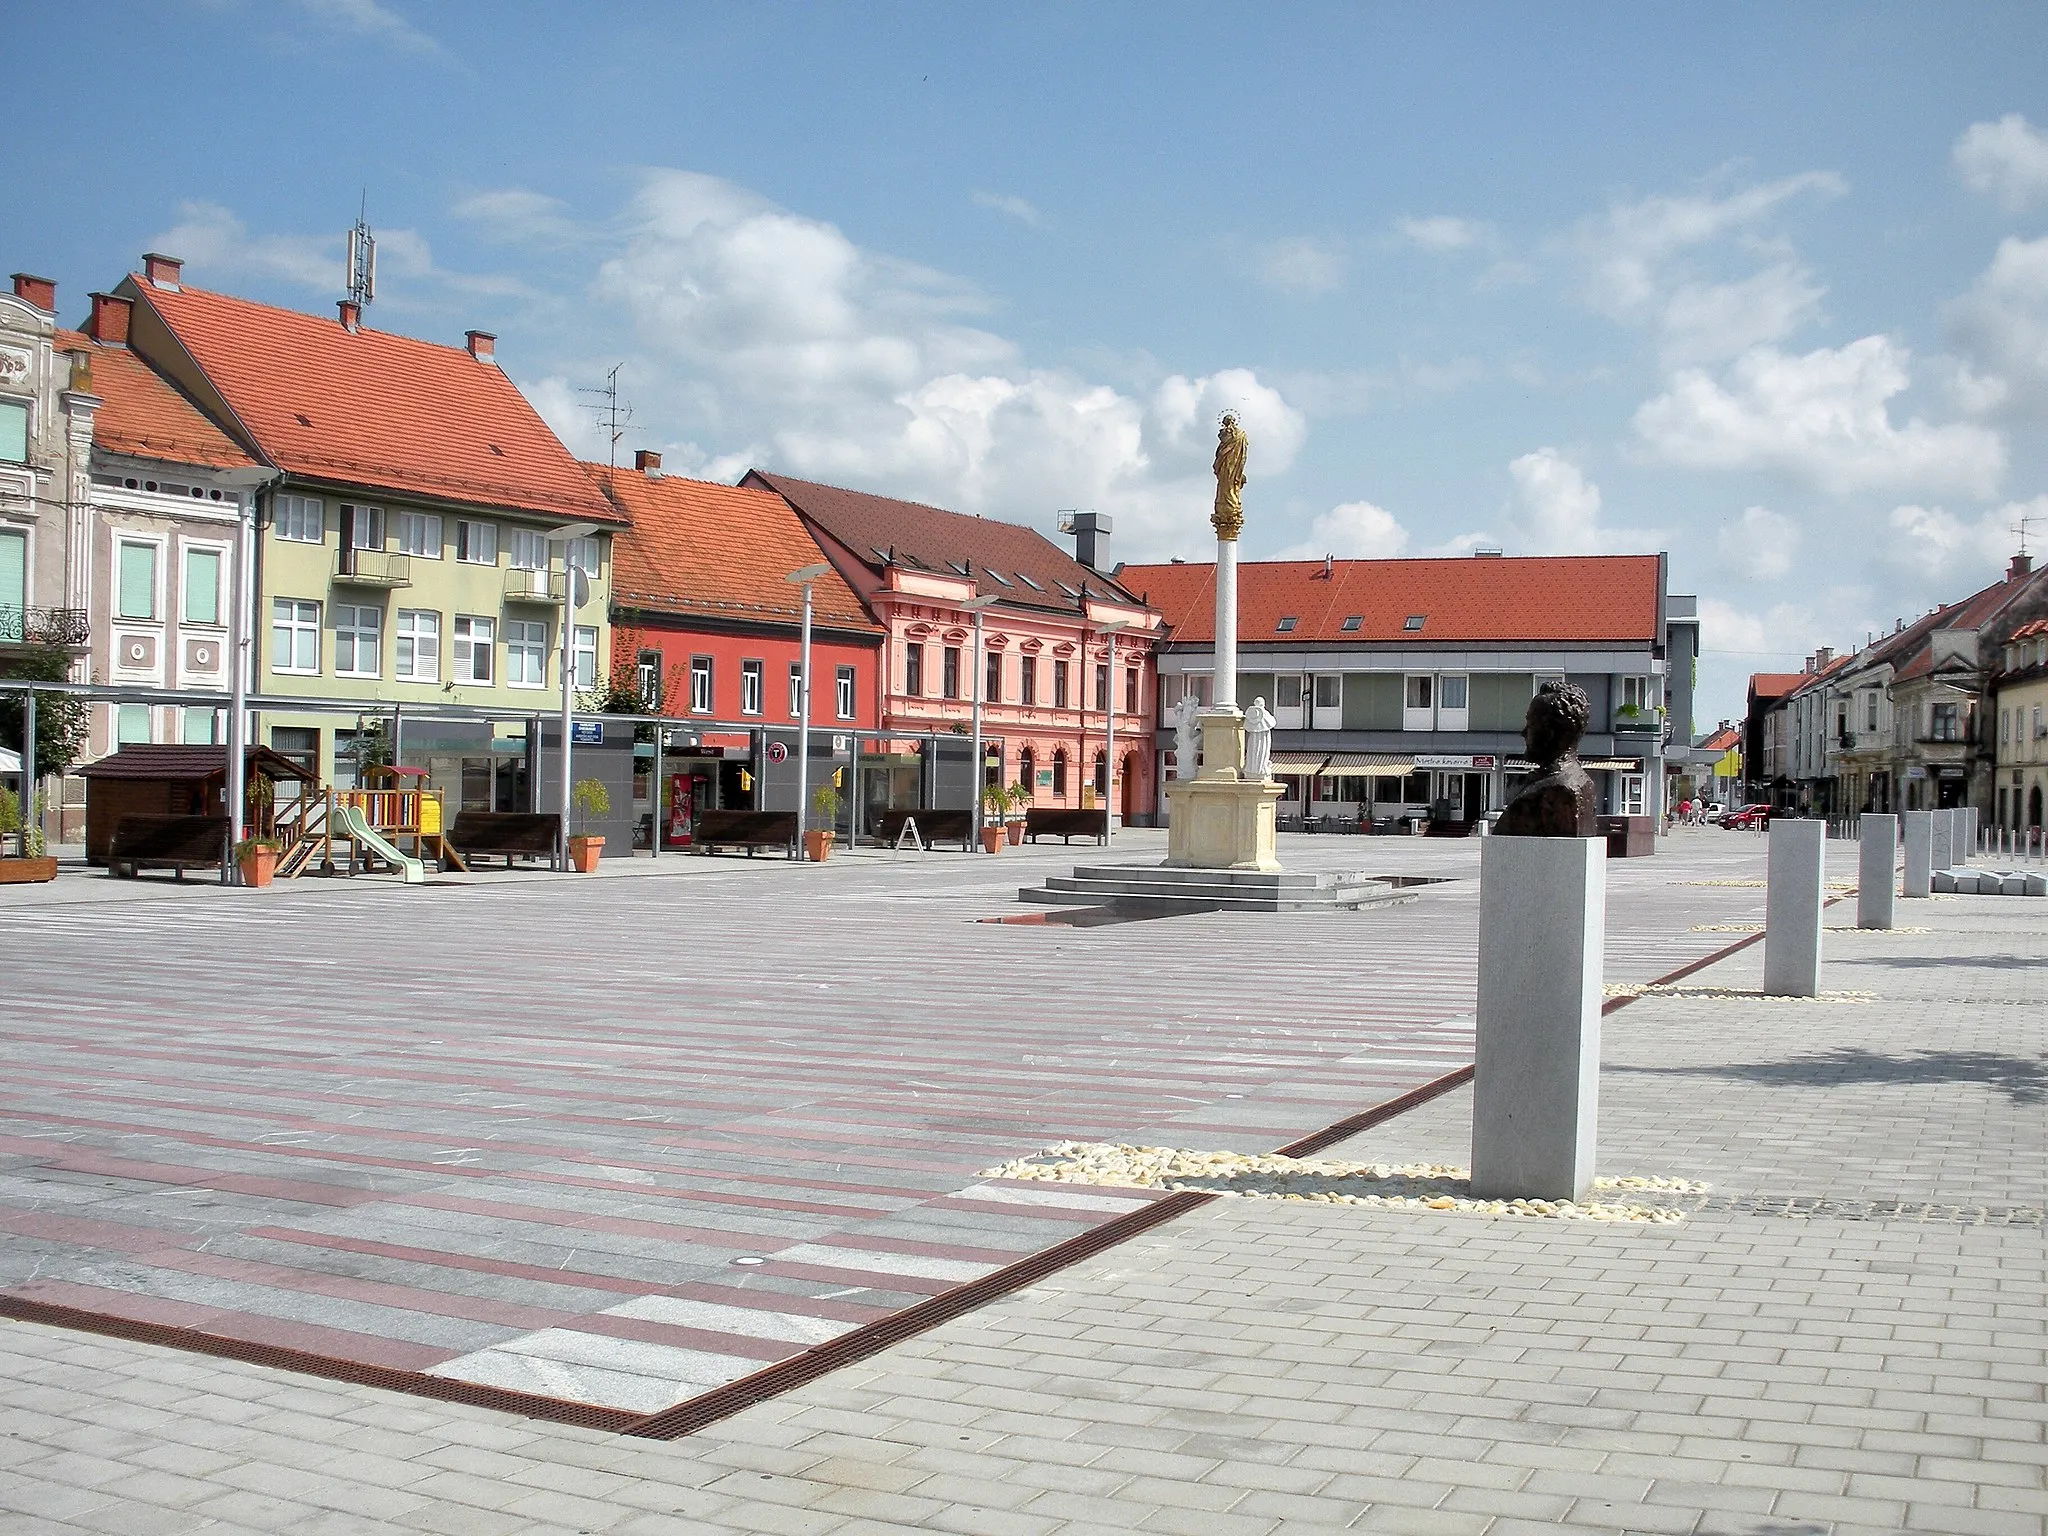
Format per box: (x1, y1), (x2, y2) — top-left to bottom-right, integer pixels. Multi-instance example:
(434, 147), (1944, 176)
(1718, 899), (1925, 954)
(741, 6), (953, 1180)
(1617, 1047), (2048, 1105)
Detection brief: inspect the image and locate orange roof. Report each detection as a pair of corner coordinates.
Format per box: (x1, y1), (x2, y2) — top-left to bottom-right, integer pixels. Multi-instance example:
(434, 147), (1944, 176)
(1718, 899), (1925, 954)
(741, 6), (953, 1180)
(2012, 618), (2048, 642)
(55, 327), (255, 471)
(1700, 725), (1742, 752)
(594, 466), (878, 634)
(1748, 673), (1805, 700)
(1120, 554), (1661, 644)
(126, 279), (619, 524)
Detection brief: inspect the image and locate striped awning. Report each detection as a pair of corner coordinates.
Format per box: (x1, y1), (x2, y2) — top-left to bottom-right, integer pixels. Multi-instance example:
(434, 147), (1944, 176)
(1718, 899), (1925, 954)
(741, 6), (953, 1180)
(1269, 753), (1330, 773)
(1583, 759), (1645, 772)
(1321, 753), (1413, 772)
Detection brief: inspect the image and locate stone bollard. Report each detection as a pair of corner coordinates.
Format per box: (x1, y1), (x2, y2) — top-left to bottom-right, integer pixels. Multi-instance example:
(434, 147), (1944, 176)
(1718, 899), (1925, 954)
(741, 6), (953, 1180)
(1471, 836), (1604, 1203)
(1764, 818), (1825, 998)
(1930, 809), (1953, 874)
(1961, 806), (1979, 863)
(1902, 809), (1933, 897)
(1858, 814), (1897, 930)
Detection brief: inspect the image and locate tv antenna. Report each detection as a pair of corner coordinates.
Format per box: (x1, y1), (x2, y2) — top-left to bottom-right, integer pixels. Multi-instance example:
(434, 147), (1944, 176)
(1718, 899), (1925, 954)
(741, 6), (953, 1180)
(578, 365), (636, 472)
(344, 193), (376, 308)
(2016, 508), (2038, 558)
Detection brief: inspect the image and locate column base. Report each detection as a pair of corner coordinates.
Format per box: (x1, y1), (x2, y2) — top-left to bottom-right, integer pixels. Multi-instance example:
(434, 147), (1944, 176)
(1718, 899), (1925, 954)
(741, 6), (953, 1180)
(1163, 775), (1284, 872)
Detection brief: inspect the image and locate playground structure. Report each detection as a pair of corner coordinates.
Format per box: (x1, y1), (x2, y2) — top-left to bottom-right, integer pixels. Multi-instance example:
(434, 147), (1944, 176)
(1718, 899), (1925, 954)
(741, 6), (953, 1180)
(273, 765), (459, 880)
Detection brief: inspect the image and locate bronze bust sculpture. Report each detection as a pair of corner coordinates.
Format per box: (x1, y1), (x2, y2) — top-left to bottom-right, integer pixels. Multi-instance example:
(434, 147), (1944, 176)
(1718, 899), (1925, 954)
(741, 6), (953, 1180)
(1494, 680), (1600, 837)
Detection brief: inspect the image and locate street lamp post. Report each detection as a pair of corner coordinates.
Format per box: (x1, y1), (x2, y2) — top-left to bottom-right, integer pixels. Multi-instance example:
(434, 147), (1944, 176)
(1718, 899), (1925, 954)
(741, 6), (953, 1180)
(786, 563), (832, 859)
(961, 595), (1001, 847)
(1097, 619), (1128, 847)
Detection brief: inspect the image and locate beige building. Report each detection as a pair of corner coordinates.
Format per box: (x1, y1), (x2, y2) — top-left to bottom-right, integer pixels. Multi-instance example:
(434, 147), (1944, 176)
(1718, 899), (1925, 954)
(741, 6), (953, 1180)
(1994, 616), (2048, 834)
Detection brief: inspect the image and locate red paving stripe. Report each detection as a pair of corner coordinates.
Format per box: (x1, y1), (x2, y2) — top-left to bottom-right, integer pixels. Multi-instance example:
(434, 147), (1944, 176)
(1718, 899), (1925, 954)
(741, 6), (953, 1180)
(0, 1209), (206, 1258)
(9, 1279), (456, 1372)
(754, 1260), (957, 1296)
(0, 1137), (381, 1208)
(134, 1248), (579, 1333)
(391, 1190), (781, 1249)
(570, 1313), (802, 1364)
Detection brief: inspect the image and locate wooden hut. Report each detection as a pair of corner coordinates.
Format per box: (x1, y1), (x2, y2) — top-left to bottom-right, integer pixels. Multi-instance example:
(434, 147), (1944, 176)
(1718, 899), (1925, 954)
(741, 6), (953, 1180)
(77, 745), (317, 866)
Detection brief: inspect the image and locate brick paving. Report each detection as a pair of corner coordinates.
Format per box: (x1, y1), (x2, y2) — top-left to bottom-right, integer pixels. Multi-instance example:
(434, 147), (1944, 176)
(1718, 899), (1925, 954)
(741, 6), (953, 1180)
(9, 828), (2038, 1532)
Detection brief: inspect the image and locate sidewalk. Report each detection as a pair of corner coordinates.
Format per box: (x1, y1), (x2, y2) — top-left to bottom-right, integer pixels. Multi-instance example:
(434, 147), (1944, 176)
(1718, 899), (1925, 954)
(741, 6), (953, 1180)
(3, 851), (2042, 1534)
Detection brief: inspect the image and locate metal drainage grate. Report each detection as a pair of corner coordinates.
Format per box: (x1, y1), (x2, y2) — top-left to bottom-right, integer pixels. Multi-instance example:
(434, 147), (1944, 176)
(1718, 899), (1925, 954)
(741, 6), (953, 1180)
(1685, 1194), (2043, 1225)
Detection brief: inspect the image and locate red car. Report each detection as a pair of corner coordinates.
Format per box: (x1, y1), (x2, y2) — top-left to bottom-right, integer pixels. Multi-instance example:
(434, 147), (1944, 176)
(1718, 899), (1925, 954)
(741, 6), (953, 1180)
(1721, 803), (1775, 830)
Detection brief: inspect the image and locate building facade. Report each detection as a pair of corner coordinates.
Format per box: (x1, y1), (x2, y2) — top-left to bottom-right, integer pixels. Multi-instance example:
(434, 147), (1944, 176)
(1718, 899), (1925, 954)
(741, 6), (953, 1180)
(1993, 617), (2048, 834)
(1121, 552), (1696, 826)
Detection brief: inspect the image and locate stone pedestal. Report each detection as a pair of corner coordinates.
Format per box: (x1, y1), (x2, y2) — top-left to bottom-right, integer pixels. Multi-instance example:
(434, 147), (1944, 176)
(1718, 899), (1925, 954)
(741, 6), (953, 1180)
(1764, 818), (1825, 998)
(1164, 706), (1283, 872)
(1470, 836), (1604, 1203)
(1902, 809), (1932, 898)
(1959, 806), (1978, 863)
(1857, 814), (1897, 930)
(1930, 810), (1953, 873)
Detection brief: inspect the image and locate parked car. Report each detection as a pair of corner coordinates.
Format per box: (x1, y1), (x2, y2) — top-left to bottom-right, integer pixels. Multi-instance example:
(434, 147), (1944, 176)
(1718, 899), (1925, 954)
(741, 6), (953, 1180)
(1721, 803), (1774, 830)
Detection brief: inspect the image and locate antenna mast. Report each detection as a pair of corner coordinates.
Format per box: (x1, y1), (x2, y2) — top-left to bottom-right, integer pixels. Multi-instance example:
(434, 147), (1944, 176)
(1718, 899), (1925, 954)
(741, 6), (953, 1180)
(578, 365), (636, 472)
(344, 194), (376, 308)
(2016, 509), (2038, 559)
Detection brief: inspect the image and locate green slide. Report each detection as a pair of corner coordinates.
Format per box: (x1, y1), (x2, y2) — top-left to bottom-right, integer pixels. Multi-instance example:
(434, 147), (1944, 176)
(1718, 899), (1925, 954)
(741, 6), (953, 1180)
(334, 801), (427, 883)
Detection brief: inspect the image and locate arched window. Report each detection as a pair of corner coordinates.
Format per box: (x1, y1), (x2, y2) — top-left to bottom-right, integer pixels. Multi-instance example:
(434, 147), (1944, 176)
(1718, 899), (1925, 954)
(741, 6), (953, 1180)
(1093, 750), (1108, 796)
(1018, 747), (1036, 797)
(2032, 784), (2043, 830)
(1051, 749), (1068, 796)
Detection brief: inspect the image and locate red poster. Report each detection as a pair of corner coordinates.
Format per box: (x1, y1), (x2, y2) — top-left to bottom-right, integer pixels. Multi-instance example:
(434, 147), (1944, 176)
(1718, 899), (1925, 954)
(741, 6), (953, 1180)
(668, 774), (695, 846)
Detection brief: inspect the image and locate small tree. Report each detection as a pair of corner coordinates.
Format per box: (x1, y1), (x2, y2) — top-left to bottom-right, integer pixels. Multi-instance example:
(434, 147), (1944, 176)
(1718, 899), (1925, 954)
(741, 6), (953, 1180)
(1006, 780), (1034, 815)
(0, 786), (48, 859)
(571, 777), (610, 838)
(0, 645), (91, 780)
(810, 783), (844, 832)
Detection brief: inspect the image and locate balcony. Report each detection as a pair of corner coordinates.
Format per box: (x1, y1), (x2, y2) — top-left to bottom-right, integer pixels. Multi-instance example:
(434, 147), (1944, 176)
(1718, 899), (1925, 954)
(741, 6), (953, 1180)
(1611, 709), (1663, 737)
(503, 566), (564, 605)
(0, 605), (91, 650)
(334, 549), (413, 588)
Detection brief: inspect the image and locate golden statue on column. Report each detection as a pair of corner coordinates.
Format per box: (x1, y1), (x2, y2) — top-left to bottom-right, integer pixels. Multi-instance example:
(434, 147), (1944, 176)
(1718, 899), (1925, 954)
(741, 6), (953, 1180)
(1212, 413), (1247, 542)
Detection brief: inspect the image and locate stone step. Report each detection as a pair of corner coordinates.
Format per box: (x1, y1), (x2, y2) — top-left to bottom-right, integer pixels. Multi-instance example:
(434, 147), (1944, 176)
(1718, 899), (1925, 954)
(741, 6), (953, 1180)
(1040, 872), (1391, 901)
(1015, 883), (1415, 912)
(1064, 864), (1341, 892)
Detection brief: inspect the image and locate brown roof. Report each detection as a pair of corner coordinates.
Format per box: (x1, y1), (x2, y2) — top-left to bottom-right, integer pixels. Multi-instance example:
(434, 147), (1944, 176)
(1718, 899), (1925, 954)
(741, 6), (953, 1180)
(77, 744), (317, 782)
(742, 470), (1141, 616)
(1123, 554), (1661, 645)
(126, 278), (620, 524)
(55, 327), (255, 471)
(592, 466), (878, 634)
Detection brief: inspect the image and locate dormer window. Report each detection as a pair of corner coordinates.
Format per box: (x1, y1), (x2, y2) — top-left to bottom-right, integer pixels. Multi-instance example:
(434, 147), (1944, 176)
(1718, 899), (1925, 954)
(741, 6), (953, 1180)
(1403, 614), (1426, 632)
(1276, 616), (1298, 632)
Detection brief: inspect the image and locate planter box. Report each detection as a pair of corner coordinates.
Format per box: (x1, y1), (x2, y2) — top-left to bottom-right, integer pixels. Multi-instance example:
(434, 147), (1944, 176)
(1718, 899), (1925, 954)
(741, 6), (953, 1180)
(0, 857), (59, 884)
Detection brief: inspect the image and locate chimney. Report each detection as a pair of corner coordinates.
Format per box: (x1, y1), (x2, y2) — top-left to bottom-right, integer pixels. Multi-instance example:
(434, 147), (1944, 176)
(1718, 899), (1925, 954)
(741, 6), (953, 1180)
(465, 330), (496, 363)
(1066, 509), (1113, 571)
(142, 252), (182, 290)
(1814, 646), (1834, 668)
(634, 449), (662, 475)
(337, 299), (361, 332)
(86, 292), (132, 346)
(2011, 552), (2034, 582)
(10, 274), (55, 312)
(1473, 545), (1504, 557)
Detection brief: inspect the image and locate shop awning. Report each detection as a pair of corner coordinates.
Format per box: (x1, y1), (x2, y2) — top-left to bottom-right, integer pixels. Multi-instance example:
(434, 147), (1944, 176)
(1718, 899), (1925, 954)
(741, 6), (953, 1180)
(1321, 753), (1413, 773)
(1269, 753), (1330, 773)
(1583, 758), (1645, 772)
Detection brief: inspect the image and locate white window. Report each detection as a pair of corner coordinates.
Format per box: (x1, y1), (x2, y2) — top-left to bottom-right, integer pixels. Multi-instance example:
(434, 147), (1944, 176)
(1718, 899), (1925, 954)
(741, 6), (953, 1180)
(275, 494), (324, 544)
(0, 398), (28, 464)
(506, 619), (547, 687)
(396, 511), (442, 558)
(271, 598), (320, 674)
(1311, 674), (1343, 730)
(452, 616), (494, 683)
(343, 504), (384, 551)
(117, 540), (158, 620)
(395, 609), (441, 682)
(1621, 675), (1651, 712)
(740, 659), (764, 715)
(573, 625), (598, 687)
(690, 655), (713, 713)
(836, 665), (855, 720)
(567, 537), (601, 575)
(508, 528), (548, 571)
(1403, 673), (1434, 731)
(1438, 673), (1469, 731)
(789, 663), (803, 717)
(456, 520), (498, 564)
(182, 547), (222, 626)
(1275, 674), (1305, 730)
(117, 704), (152, 744)
(1620, 774), (1648, 816)
(333, 603), (381, 677)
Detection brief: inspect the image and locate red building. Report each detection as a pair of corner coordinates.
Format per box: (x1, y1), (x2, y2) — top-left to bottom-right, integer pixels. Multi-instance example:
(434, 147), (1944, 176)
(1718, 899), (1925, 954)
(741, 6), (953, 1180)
(595, 454), (881, 840)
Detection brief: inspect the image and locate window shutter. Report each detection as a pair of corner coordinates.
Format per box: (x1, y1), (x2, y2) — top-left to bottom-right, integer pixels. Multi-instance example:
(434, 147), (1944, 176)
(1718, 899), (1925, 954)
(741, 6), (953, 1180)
(184, 550), (221, 625)
(119, 543), (156, 619)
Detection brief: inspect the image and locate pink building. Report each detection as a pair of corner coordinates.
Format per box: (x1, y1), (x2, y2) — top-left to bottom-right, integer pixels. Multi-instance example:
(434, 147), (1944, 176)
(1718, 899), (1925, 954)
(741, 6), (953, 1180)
(744, 473), (1163, 822)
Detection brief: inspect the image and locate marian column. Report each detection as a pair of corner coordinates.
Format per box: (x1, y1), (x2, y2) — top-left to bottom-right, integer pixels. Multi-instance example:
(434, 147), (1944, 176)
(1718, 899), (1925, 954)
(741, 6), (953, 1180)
(1212, 414), (1245, 713)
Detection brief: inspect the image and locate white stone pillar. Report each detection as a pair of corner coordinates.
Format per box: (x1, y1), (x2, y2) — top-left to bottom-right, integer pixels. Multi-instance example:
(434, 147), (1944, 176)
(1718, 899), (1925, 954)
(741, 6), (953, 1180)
(1471, 836), (1604, 1203)
(1857, 814), (1897, 931)
(1902, 809), (1933, 898)
(1214, 539), (1237, 713)
(1930, 809), (1953, 873)
(1764, 818), (1825, 997)
(1960, 805), (1978, 863)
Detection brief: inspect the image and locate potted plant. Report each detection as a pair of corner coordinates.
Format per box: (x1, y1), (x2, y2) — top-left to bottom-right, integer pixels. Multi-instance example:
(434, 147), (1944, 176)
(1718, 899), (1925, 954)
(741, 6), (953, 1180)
(569, 778), (609, 872)
(805, 785), (843, 863)
(979, 784), (1008, 853)
(0, 788), (57, 884)
(1004, 780), (1032, 845)
(234, 834), (281, 889)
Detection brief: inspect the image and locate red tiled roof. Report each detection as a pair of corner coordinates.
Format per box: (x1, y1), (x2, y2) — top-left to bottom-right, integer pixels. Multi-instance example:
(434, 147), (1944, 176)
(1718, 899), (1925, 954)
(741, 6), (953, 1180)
(125, 280), (619, 524)
(2012, 618), (2048, 642)
(1748, 673), (1805, 701)
(55, 327), (255, 471)
(593, 466), (878, 634)
(1121, 554), (1661, 644)
(1699, 725), (1741, 752)
(743, 470), (1142, 616)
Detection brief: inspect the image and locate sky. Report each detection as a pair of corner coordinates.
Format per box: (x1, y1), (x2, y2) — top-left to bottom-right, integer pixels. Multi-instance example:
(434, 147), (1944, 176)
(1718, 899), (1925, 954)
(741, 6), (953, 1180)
(9, 2), (2048, 731)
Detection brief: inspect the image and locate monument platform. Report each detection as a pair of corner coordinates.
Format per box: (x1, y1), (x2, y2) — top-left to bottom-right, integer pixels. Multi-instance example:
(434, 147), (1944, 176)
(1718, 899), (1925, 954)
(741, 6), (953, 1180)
(1017, 863), (1414, 913)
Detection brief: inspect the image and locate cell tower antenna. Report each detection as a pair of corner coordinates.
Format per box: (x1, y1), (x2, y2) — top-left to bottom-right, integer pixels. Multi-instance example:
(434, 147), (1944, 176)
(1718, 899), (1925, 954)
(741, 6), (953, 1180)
(577, 364), (637, 472)
(345, 193), (376, 308)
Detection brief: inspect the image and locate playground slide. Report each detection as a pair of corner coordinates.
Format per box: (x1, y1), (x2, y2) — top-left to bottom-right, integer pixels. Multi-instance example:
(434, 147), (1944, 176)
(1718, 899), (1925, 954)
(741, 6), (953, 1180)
(334, 801), (426, 884)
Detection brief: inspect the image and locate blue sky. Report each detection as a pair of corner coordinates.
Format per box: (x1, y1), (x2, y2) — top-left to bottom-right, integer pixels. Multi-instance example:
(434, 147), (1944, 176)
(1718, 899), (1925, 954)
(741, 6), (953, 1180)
(10, 2), (2048, 729)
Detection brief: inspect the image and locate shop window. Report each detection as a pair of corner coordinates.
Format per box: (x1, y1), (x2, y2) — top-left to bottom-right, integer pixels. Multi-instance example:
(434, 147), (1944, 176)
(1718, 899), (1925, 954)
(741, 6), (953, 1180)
(117, 704), (151, 744)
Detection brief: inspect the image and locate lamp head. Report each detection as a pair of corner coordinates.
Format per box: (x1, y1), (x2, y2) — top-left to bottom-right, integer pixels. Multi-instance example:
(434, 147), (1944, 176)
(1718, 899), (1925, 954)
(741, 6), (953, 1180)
(785, 562), (832, 585)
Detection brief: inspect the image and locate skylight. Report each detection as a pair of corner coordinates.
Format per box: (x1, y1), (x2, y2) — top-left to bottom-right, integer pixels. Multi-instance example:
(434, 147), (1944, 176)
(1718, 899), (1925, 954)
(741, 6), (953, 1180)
(1015, 572), (1045, 591)
(1403, 614), (1426, 631)
(1276, 616), (1298, 632)
(1056, 581), (1081, 598)
(1341, 615), (1363, 632)
(947, 560), (972, 576)
(983, 568), (1013, 587)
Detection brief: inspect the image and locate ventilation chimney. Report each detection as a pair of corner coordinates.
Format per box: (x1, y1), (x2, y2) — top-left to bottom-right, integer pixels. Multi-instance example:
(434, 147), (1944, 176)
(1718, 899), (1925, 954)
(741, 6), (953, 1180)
(86, 293), (132, 346)
(465, 330), (496, 363)
(142, 252), (182, 290)
(1065, 509), (1113, 571)
(1321, 554), (1334, 579)
(337, 299), (361, 333)
(2011, 552), (2034, 582)
(634, 449), (662, 475)
(10, 274), (55, 312)
(1815, 646), (1834, 668)
(1473, 545), (1504, 557)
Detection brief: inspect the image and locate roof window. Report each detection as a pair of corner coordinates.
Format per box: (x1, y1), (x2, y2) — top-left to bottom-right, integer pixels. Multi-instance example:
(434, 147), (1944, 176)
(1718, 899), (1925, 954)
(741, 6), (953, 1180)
(1015, 572), (1044, 592)
(983, 568), (1013, 587)
(1341, 615), (1362, 632)
(947, 560), (972, 577)
(1056, 581), (1081, 599)
(1403, 615), (1426, 632)
(1276, 616), (1298, 632)
(294, 413), (312, 427)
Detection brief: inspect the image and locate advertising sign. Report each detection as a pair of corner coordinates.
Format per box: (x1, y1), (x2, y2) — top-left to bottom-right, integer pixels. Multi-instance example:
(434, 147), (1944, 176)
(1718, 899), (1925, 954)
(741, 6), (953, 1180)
(570, 721), (603, 745)
(668, 774), (696, 846)
(765, 740), (789, 763)
(1414, 753), (1497, 770)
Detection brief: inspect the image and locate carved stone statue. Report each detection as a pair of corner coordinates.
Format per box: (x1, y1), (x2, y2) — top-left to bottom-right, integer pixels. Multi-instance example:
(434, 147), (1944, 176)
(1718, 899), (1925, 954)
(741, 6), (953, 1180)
(1211, 413), (1248, 542)
(1172, 694), (1201, 777)
(1494, 681), (1600, 837)
(1243, 695), (1275, 782)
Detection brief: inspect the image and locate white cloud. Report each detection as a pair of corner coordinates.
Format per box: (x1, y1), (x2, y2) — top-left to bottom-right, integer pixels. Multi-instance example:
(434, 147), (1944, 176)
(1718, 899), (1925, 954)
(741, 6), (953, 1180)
(1887, 496), (2044, 584)
(1632, 337), (2007, 499)
(971, 191), (1042, 227)
(1947, 235), (2048, 419)
(1253, 237), (1347, 297)
(289, 0), (440, 54)
(1394, 215), (1493, 253)
(1509, 448), (1605, 554)
(1716, 505), (1799, 581)
(1269, 500), (1411, 562)
(453, 188), (581, 244)
(1659, 262), (1826, 367)
(147, 201), (339, 289)
(1953, 114), (2048, 213)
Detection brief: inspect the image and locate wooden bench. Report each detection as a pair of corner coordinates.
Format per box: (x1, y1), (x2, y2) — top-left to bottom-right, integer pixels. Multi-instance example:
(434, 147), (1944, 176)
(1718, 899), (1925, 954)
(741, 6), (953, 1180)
(107, 815), (231, 879)
(692, 809), (798, 856)
(445, 811), (562, 869)
(1024, 808), (1109, 845)
(870, 809), (974, 850)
